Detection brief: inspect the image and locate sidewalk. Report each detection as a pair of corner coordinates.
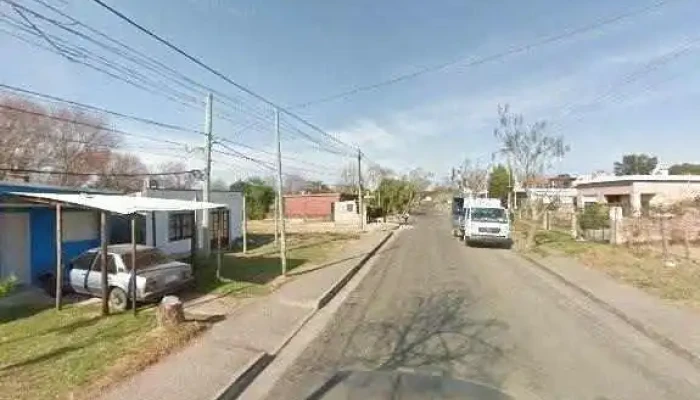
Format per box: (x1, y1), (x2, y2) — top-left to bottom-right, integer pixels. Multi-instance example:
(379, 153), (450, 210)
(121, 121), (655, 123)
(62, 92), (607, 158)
(525, 254), (700, 367)
(97, 229), (394, 400)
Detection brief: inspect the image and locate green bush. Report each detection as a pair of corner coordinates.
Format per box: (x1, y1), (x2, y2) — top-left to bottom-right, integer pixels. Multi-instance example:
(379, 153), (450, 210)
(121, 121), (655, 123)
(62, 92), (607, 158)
(579, 203), (610, 230)
(0, 276), (17, 298)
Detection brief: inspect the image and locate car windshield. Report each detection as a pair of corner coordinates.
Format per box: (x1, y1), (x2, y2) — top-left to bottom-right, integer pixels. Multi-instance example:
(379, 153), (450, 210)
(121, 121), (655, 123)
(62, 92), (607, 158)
(471, 207), (507, 223)
(123, 249), (172, 270)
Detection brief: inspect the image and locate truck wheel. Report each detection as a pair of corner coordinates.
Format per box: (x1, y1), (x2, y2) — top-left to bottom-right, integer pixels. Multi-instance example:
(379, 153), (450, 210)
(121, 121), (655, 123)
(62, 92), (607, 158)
(109, 287), (129, 312)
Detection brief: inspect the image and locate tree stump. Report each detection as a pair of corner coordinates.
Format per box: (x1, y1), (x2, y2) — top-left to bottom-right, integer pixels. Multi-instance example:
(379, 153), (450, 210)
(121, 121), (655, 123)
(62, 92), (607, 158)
(156, 295), (184, 328)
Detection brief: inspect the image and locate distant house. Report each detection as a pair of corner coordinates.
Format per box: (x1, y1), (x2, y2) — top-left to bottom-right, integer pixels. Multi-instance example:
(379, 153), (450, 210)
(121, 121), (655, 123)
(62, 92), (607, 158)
(284, 193), (343, 220)
(574, 175), (700, 215)
(0, 181), (110, 287)
(136, 187), (243, 258)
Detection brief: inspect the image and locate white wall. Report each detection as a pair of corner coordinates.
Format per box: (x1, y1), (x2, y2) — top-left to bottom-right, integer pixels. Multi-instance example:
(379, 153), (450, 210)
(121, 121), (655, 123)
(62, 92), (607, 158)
(141, 189), (243, 256)
(0, 212), (31, 284)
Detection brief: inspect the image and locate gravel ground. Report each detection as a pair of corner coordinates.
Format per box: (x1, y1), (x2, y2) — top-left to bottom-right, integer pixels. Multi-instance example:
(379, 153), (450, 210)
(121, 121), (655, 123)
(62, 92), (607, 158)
(263, 213), (700, 400)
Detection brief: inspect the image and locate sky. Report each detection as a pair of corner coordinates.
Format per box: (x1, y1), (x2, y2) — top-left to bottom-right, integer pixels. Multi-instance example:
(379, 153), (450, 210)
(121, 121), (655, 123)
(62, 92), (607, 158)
(2, 0), (700, 184)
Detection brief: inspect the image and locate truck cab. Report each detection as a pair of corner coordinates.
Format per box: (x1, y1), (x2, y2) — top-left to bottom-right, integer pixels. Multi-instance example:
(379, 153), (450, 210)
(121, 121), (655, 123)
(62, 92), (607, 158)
(462, 198), (512, 249)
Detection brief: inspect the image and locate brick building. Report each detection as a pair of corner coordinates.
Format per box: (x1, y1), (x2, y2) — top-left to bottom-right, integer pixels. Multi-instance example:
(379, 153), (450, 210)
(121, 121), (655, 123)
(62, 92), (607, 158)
(284, 193), (342, 220)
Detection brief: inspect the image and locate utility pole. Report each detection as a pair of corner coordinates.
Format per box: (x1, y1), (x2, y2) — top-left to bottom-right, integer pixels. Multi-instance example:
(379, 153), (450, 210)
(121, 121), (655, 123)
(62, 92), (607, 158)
(202, 93), (213, 256)
(274, 108), (287, 275)
(274, 194), (279, 246)
(242, 195), (248, 254)
(357, 149), (364, 231)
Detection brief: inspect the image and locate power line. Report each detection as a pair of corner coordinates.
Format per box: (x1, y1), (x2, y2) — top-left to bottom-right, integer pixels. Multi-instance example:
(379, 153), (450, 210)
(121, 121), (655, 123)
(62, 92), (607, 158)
(89, 0), (358, 153)
(0, 83), (206, 136)
(290, 0), (681, 109)
(26, 0), (274, 121)
(0, 167), (198, 177)
(0, 103), (199, 149)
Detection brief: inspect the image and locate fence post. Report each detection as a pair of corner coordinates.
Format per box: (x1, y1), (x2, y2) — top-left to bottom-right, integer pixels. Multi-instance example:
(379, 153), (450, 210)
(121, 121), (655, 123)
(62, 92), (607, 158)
(659, 215), (669, 261)
(570, 212), (578, 239)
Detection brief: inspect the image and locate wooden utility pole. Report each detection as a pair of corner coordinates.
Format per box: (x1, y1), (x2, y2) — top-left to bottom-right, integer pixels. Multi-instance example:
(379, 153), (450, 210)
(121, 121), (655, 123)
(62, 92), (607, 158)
(55, 203), (63, 311)
(357, 149), (364, 231)
(202, 93), (213, 256)
(274, 108), (287, 275)
(100, 211), (109, 316)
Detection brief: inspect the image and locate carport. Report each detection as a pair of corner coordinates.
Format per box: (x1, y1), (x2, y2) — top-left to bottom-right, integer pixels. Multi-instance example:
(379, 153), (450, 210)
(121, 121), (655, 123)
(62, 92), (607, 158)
(7, 192), (226, 316)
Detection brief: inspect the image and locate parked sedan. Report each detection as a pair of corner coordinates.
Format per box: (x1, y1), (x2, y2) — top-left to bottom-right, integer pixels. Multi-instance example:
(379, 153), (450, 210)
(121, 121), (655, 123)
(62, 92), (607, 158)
(68, 244), (194, 311)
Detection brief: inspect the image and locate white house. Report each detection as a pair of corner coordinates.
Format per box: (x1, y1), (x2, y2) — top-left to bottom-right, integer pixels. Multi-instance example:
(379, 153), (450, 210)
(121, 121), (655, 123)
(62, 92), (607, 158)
(136, 188), (243, 258)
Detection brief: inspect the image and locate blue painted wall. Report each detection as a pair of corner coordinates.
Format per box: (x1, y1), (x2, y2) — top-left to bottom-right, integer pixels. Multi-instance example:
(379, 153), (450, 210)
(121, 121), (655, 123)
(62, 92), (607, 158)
(27, 209), (100, 283)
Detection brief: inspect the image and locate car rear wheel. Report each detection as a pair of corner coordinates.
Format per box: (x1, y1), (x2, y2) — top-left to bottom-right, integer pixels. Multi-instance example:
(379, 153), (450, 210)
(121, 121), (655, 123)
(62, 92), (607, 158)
(109, 287), (129, 312)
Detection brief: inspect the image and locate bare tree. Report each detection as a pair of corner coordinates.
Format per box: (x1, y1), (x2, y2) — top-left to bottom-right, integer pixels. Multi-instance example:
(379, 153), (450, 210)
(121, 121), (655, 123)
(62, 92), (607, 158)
(45, 108), (119, 187)
(283, 173), (309, 194)
(156, 161), (197, 189)
(456, 159), (488, 194)
(339, 162), (358, 193)
(0, 96), (119, 186)
(95, 153), (149, 192)
(407, 168), (433, 192)
(365, 164), (394, 191)
(0, 97), (56, 179)
(211, 178), (228, 191)
(493, 104), (569, 247)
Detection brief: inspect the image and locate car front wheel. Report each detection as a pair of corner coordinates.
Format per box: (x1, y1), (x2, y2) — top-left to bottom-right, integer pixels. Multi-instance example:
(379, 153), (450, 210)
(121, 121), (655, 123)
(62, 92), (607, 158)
(109, 287), (129, 312)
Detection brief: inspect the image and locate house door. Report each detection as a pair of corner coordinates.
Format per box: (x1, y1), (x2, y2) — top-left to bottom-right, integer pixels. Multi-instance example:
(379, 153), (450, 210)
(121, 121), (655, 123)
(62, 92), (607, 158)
(0, 212), (31, 285)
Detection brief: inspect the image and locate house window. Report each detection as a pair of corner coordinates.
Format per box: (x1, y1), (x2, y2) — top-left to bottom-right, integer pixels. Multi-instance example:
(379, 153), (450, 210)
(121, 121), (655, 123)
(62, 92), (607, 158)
(346, 203), (354, 213)
(169, 212), (193, 241)
(210, 209), (229, 238)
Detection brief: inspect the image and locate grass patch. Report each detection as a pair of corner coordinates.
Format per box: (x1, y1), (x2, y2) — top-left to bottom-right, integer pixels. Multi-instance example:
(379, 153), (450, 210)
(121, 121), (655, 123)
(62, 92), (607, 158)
(0, 304), (206, 400)
(194, 232), (357, 296)
(517, 221), (700, 310)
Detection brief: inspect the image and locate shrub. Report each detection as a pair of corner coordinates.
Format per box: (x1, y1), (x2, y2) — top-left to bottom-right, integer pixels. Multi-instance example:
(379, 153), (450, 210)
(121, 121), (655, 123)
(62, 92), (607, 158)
(0, 275), (17, 298)
(579, 203), (610, 230)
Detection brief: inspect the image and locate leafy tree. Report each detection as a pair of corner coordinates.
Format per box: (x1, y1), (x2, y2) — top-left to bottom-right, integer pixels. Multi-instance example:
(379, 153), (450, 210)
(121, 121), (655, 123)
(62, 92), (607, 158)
(377, 178), (417, 215)
(579, 203), (610, 230)
(613, 154), (657, 175)
(669, 163), (700, 175)
(230, 177), (275, 220)
(488, 164), (511, 204)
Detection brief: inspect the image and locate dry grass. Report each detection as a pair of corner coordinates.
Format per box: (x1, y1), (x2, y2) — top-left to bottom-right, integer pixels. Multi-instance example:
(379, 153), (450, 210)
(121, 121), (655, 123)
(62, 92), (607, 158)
(516, 221), (700, 310)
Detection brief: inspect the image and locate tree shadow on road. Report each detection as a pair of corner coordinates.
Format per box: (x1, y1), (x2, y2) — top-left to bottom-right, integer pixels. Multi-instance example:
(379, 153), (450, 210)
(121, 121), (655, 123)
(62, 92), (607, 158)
(342, 289), (512, 389)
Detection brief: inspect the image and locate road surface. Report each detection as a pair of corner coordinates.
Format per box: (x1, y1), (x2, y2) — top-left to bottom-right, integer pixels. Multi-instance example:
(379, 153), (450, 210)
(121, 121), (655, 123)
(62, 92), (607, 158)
(262, 212), (700, 400)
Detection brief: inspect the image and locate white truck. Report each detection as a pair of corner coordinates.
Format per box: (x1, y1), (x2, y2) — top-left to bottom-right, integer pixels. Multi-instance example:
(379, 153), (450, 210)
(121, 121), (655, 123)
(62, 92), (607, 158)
(461, 198), (512, 249)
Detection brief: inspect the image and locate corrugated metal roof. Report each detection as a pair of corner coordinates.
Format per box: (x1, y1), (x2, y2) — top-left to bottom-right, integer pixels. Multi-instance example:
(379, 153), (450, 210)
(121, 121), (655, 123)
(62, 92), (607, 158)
(9, 192), (225, 215)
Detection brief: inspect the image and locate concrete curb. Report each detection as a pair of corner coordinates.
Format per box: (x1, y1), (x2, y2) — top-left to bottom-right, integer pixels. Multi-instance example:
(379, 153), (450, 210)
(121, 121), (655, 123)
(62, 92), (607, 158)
(215, 229), (397, 400)
(520, 253), (700, 369)
(315, 230), (395, 310)
(216, 353), (274, 400)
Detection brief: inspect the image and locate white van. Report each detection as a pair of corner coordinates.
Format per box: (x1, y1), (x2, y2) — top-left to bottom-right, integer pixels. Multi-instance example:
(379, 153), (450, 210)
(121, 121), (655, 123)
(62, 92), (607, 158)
(462, 199), (512, 249)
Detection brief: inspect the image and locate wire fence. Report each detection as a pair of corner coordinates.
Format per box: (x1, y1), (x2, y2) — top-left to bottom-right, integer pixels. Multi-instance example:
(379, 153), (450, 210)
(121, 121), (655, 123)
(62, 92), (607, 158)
(533, 202), (700, 263)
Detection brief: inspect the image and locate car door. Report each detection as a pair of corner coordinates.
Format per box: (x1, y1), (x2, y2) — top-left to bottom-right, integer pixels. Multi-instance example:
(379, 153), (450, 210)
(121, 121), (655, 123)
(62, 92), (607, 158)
(68, 252), (97, 294)
(85, 252), (117, 296)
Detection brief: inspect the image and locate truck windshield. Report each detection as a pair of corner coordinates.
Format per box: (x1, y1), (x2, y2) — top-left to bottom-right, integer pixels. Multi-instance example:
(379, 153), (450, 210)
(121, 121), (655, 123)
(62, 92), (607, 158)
(471, 208), (507, 223)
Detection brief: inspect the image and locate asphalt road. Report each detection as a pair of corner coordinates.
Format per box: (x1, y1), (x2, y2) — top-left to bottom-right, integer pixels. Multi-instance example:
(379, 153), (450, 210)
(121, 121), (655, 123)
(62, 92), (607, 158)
(262, 212), (700, 400)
